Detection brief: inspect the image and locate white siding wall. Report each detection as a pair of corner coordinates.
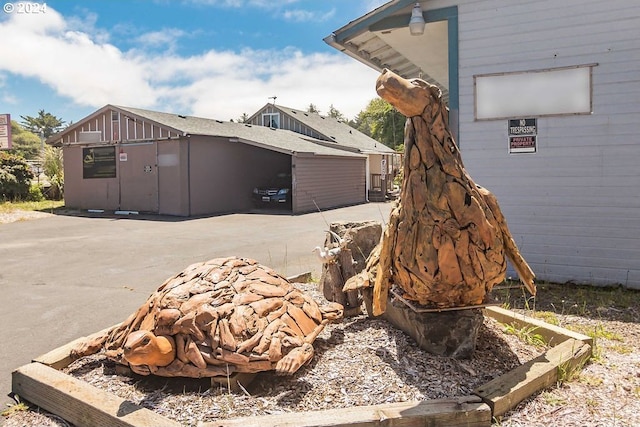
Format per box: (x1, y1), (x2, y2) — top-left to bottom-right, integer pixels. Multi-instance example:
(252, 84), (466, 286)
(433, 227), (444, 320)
(451, 0), (640, 287)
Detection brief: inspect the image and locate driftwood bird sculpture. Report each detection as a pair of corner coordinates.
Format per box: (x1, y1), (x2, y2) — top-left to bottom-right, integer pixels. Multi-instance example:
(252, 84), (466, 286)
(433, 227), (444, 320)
(312, 246), (342, 264)
(347, 69), (535, 315)
(71, 257), (343, 378)
(312, 230), (347, 264)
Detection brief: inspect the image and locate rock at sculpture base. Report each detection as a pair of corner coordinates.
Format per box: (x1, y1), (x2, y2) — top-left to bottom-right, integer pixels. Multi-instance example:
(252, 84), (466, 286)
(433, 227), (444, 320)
(319, 221), (382, 316)
(362, 288), (483, 359)
(321, 221), (484, 358)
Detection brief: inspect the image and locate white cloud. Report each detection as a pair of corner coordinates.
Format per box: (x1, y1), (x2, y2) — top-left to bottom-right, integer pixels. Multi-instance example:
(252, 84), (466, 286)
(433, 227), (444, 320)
(0, 9), (158, 107)
(160, 49), (379, 120)
(2, 93), (18, 105)
(282, 9), (313, 22)
(66, 9), (111, 44)
(0, 5), (380, 121)
(187, 0), (331, 25)
(366, 0), (389, 10)
(135, 28), (187, 52)
(0, 72), (18, 105)
(186, 0), (299, 8)
(282, 7), (335, 23)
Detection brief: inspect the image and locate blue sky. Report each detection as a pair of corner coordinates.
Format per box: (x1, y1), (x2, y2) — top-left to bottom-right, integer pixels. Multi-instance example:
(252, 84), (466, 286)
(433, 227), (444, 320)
(0, 0), (387, 126)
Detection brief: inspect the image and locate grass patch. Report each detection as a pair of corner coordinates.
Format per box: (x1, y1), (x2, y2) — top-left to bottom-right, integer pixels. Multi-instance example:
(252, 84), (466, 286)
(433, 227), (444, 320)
(609, 343), (633, 355)
(529, 310), (560, 326)
(557, 356), (586, 386)
(493, 281), (640, 323)
(541, 391), (566, 406)
(578, 374), (603, 387)
(0, 200), (64, 213)
(502, 323), (548, 348)
(567, 323), (623, 342)
(585, 398), (600, 409)
(1, 396), (29, 417)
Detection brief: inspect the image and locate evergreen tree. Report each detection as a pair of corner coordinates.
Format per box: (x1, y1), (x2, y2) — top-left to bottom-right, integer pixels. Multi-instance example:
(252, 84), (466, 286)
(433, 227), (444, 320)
(20, 109), (65, 138)
(327, 104), (347, 122)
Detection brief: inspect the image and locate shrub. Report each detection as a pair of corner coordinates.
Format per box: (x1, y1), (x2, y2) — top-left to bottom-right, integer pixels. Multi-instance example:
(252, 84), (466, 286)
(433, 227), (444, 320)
(0, 152), (34, 201)
(27, 183), (45, 201)
(40, 146), (64, 200)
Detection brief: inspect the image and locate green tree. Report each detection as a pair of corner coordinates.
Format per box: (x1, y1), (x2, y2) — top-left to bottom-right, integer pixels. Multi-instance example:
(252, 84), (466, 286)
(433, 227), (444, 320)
(9, 120), (41, 160)
(327, 104), (347, 122)
(352, 98), (405, 150)
(0, 152), (34, 200)
(236, 113), (249, 123)
(20, 109), (65, 138)
(306, 103), (320, 114)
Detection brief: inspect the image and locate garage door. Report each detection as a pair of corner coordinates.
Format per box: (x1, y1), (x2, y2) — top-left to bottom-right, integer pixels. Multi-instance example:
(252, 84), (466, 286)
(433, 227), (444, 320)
(293, 155), (366, 214)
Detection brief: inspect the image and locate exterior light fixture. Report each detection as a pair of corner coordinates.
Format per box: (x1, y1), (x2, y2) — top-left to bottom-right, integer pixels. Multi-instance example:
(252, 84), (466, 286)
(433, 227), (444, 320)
(409, 2), (426, 36)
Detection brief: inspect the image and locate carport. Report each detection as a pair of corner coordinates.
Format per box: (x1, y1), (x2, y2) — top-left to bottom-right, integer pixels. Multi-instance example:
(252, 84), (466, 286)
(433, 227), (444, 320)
(49, 105), (367, 216)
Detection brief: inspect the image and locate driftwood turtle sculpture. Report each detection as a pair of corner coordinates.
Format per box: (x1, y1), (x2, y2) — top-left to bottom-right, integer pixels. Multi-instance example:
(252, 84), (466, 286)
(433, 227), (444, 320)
(346, 69), (536, 314)
(71, 257), (343, 378)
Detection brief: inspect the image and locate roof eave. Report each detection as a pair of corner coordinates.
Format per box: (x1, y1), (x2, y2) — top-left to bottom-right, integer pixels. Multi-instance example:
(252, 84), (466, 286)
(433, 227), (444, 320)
(326, 0), (415, 45)
(324, 34), (384, 74)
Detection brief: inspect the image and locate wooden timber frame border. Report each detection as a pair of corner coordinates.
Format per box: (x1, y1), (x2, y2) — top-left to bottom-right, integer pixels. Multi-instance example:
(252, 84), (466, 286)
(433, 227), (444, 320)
(12, 279), (593, 427)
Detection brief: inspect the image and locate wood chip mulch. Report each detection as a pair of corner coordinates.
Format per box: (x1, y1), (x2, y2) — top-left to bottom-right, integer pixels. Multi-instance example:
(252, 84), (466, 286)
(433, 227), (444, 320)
(3, 283), (639, 427)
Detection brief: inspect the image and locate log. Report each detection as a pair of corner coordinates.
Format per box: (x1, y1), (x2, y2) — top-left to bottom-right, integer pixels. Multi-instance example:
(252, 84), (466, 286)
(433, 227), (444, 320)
(12, 363), (181, 427)
(484, 306), (593, 347)
(202, 396), (491, 427)
(474, 338), (592, 416)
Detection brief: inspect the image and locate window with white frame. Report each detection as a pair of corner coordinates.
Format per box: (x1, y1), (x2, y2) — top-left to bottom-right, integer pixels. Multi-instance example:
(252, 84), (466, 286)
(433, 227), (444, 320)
(262, 113), (280, 128)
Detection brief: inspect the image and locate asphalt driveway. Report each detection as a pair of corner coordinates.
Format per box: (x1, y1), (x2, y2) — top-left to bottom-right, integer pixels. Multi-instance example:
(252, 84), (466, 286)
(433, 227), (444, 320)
(0, 203), (391, 408)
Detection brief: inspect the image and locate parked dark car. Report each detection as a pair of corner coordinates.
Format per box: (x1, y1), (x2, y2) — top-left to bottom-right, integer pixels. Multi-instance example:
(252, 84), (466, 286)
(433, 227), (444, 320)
(252, 173), (291, 208)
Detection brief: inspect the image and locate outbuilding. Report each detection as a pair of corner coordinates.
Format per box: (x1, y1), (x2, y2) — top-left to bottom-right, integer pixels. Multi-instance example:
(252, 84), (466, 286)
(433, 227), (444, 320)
(247, 104), (399, 201)
(49, 105), (367, 216)
(326, 0), (640, 288)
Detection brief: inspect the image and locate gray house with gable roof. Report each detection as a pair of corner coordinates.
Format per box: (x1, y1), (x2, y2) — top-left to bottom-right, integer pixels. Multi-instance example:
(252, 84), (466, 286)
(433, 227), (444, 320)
(49, 105), (367, 215)
(247, 104), (399, 202)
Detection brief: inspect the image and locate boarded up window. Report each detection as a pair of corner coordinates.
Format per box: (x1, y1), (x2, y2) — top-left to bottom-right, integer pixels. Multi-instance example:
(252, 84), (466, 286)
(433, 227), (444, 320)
(83, 146), (116, 179)
(474, 64), (595, 120)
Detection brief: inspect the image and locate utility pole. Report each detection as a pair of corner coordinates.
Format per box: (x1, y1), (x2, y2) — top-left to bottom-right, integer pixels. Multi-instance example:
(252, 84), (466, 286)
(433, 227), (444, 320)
(37, 130), (44, 185)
